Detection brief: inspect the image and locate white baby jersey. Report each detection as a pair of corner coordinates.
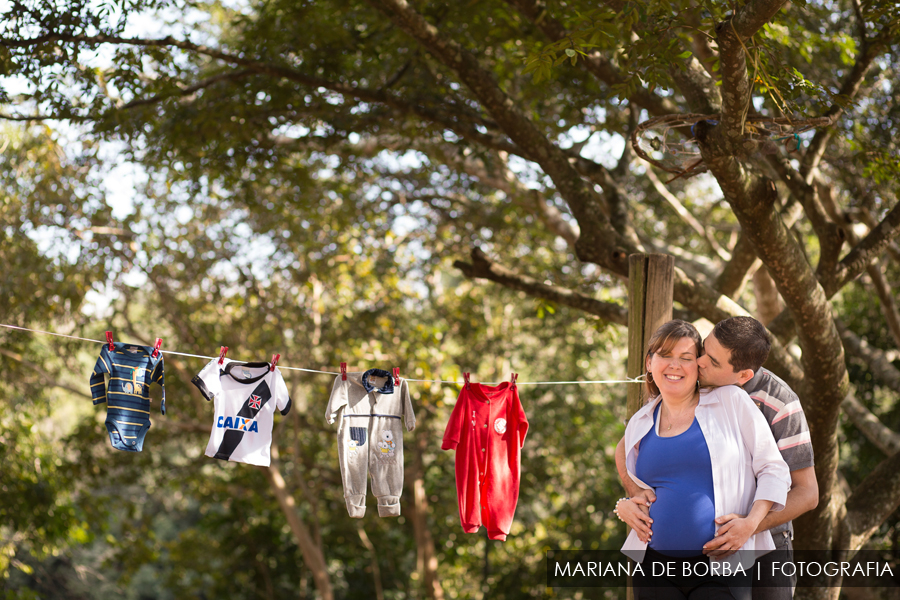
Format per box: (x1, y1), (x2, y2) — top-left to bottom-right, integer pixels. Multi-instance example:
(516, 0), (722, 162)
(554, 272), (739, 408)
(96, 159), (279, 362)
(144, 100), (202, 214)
(192, 358), (292, 467)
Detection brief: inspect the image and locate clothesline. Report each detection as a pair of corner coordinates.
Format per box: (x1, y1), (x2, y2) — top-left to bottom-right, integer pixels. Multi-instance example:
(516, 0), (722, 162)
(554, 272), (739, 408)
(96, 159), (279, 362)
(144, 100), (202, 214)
(0, 322), (645, 386)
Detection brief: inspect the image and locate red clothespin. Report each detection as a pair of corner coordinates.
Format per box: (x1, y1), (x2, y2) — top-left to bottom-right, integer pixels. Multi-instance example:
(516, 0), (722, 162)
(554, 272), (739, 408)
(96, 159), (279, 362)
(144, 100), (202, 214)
(510, 372), (518, 386)
(105, 331), (114, 351)
(151, 338), (163, 358)
(463, 372), (471, 389)
(392, 367), (400, 386)
(340, 362), (347, 380)
(218, 346), (229, 365)
(270, 353), (280, 372)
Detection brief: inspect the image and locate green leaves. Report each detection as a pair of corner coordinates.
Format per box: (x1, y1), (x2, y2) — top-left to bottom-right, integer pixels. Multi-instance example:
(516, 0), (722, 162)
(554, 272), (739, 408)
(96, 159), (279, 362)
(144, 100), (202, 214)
(521, 2), (704, 95)
(1, 0), (899, 596)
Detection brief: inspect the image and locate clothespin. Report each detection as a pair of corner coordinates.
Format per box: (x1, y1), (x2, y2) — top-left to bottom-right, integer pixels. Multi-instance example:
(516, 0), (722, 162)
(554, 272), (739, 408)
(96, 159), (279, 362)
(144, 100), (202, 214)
(510, 372), (518, 386)
(151, 338), (163, 358)
(463, 372), (471, 389)
(340, 362), (347, 381)
(218, 346), (229, 365)
(105, 331), (114, 351)
(392, 367), (400, 386)
(270, 353), (280, 372)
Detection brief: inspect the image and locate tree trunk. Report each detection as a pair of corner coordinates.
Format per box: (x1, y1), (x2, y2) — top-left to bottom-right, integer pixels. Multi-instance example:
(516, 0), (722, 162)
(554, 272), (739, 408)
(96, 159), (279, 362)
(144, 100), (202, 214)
(407, 420), (445, 600)
(263, 452), (334, 600)
(752, 266), (782, 325)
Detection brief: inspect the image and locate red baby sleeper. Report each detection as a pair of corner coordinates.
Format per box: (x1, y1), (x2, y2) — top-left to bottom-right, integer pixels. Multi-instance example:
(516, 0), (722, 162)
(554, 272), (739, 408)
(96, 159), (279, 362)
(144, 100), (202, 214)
(441, 380), (528, 541)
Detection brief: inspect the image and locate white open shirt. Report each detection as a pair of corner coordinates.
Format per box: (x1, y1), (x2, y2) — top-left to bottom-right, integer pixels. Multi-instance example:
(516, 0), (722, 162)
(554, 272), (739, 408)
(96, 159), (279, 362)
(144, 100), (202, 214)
(621, 384), (791, 572)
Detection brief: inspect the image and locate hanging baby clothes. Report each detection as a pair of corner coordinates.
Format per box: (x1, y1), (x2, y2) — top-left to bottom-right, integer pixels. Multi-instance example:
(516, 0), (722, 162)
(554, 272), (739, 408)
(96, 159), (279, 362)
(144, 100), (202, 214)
(90, 342), (166, 452)
(325, 369), (416, 518)
(192, 358), (292, 467)
(442, 380), (528, 541)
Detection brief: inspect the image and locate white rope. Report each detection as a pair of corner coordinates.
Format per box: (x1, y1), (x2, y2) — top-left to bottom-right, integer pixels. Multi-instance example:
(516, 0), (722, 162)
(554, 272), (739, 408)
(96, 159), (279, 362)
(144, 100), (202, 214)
(405, 377), (644, 385)
(1, 322), (644, 386)
(0, 323), (105, 344)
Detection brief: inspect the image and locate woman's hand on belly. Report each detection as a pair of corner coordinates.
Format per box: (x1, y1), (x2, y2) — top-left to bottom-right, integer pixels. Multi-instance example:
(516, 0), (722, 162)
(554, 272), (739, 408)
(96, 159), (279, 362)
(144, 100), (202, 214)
(616, 497), (654, 542)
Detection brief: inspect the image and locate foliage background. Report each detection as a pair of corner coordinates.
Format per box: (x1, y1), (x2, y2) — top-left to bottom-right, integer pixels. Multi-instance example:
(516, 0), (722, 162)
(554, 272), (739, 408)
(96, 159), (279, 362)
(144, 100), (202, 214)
(1, 0), (899, 598)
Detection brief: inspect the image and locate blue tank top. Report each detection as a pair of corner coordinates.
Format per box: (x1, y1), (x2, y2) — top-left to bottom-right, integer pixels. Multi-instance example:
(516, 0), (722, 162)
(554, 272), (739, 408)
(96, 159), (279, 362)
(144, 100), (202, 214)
(634, 403), (716, 557)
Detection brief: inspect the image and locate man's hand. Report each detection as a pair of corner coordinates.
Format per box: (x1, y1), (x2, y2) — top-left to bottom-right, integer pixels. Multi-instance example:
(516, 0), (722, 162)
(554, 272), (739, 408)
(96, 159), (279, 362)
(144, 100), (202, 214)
(632, 488), (657, 505)
(703, 499), (772, 558)
(702, 513), (754, 558)
(616, 497), (654, 542)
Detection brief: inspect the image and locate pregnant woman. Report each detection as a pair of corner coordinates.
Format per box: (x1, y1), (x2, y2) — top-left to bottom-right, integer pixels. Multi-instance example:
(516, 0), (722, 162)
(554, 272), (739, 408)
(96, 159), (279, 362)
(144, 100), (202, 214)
(619, 320), (790, 600)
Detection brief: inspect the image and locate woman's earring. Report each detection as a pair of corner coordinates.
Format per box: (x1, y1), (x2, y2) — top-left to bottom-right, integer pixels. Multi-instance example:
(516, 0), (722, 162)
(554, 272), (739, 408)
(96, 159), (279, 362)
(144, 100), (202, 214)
(647, 372), (654, 383)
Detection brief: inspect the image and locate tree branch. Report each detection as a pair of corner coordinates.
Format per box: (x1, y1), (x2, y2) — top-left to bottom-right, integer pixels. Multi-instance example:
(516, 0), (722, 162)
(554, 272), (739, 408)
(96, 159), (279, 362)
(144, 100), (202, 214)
(6, 27), (637, 250)
(120, 69), (258, 110)
(841, 392), (900, 457)
(646, 167), (730, 261)
(839, 448), (900, 554)
(752, 266), (783, 325)
(856, 207), (900, 265)
(503, 0), (678, 117)
(0, 111), (90, 122)
(670, 57), (722, 115)
(730, 0), (790, 40)
(2, 32), (531, 160)
(699, 147), (843, 399)
(715, 0), (786, 138)
(453, 248), (628, 324)
(715, 234), (760, 298)
(870, 301), (900, 355)
(766, 154), (844, 278)
(831, 201), (900, 295)
(714, 19), (754, 140)
(531, 190), (580, 249)
(264, 448), (333, 600)
(836, 320), (900, 394)
(756, 199), (900, 348)
(363, 0), (635, 274)
(0, 346), (91, 400)
(820, 186), (900, 349)
(356, 524), (385, 600)
(417, 142), (581, 249)
(637, 235), (719, 285)
(800, 22), (888, 180)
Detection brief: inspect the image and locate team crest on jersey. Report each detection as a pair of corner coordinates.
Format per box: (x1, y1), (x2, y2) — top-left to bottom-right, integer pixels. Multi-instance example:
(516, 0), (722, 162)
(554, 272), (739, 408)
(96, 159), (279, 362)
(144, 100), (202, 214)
(494, 418), (507, 434)
(217, 415), (259, 433)
(248, 395), (262, 409)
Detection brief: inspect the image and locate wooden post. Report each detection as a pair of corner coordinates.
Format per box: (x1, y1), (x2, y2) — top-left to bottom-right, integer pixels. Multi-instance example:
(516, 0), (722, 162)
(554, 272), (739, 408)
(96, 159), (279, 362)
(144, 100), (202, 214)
(625, 253), (674, 600)
(626, 254), (675, 419)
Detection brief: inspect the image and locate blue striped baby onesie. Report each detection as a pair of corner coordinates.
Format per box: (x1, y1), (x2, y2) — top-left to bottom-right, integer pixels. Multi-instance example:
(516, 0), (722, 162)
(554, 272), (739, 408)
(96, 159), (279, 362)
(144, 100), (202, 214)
(90, 342), (165, 452)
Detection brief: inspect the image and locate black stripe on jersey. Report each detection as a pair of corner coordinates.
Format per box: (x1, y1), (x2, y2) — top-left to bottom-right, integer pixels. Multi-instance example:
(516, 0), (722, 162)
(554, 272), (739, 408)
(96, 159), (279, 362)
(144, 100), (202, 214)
(237, 381), (272, 419)
(212, 381), (272, 461)
(214, 430), (245, 461)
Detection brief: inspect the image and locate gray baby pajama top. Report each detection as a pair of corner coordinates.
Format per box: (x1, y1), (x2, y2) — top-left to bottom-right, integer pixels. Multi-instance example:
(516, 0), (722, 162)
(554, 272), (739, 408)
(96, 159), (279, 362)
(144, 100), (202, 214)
(325, 369), (416, 518)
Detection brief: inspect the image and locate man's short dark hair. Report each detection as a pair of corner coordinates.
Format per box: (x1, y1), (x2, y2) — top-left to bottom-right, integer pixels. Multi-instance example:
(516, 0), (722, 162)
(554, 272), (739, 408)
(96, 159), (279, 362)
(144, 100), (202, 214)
(712, 316), (772, 372)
